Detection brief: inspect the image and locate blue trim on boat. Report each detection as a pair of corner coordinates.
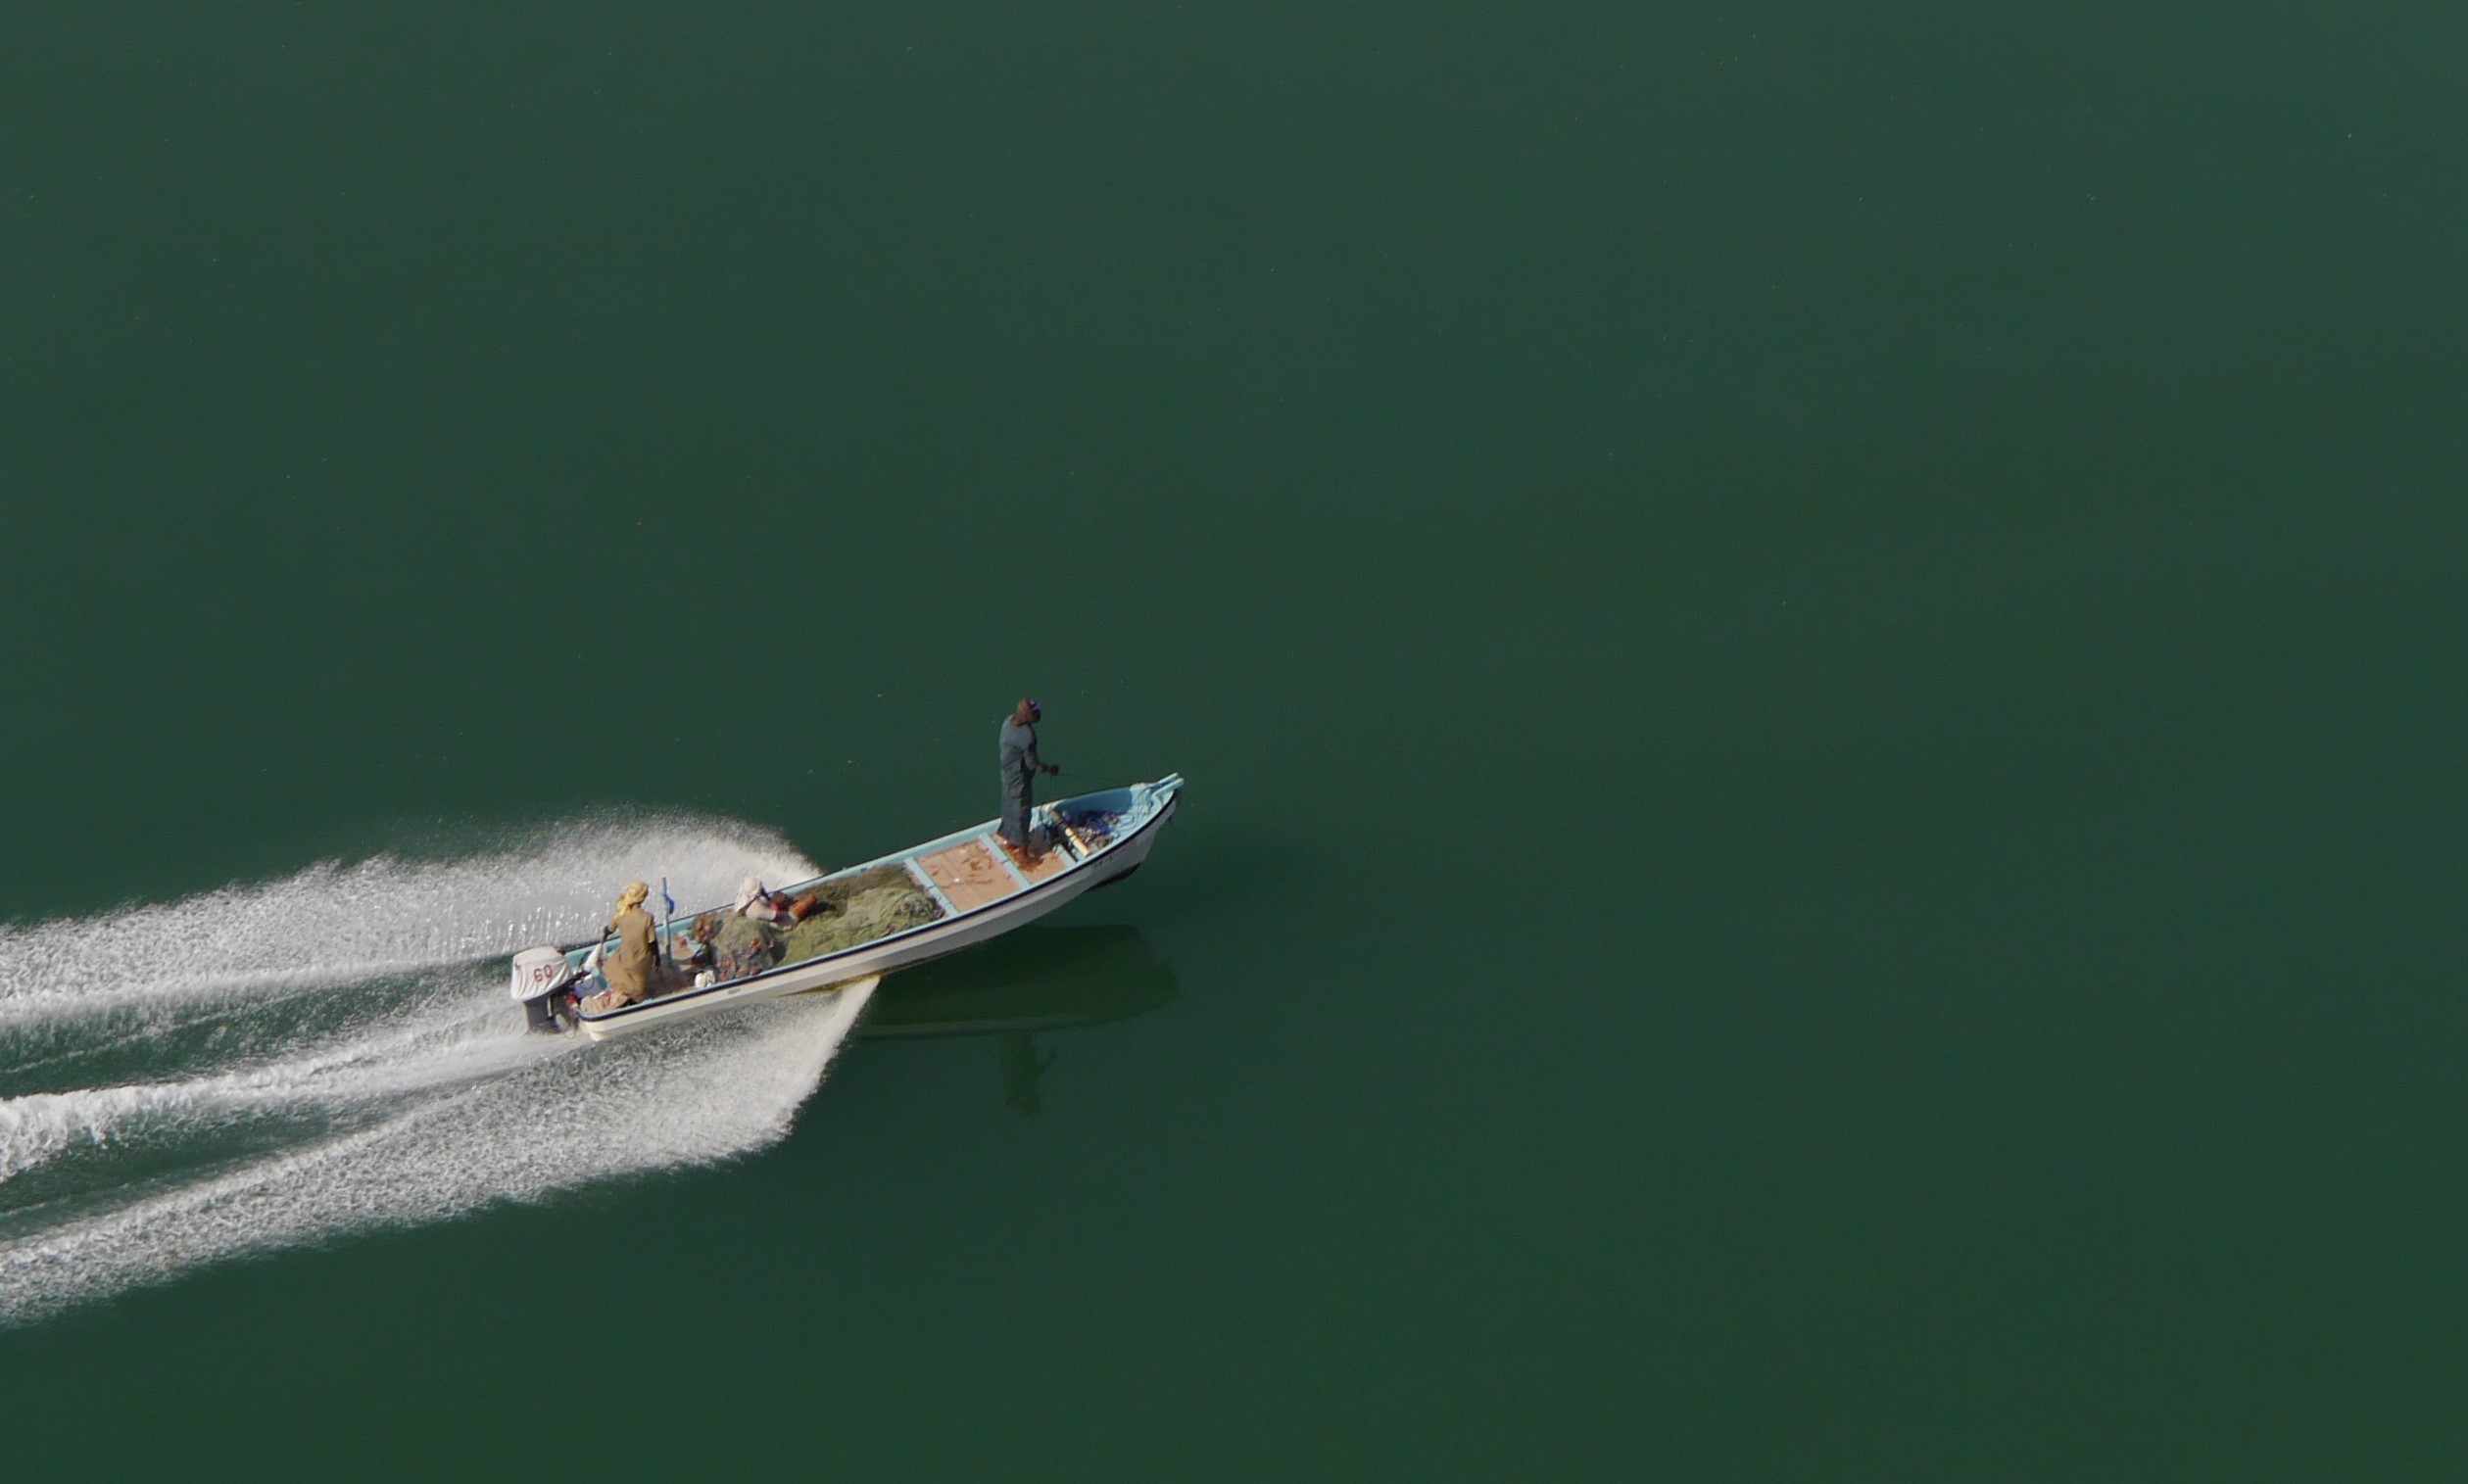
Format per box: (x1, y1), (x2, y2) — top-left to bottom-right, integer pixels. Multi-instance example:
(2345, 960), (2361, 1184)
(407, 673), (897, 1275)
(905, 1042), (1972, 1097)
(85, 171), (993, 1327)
(903, 859), (961, 918)
(987, 833), (1034, 888)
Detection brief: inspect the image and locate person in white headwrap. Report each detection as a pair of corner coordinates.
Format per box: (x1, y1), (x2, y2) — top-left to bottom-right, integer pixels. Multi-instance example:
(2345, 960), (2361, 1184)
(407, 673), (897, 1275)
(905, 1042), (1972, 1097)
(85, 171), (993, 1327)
(736, 876), (823, 925)
(584, 880), (661, 1010)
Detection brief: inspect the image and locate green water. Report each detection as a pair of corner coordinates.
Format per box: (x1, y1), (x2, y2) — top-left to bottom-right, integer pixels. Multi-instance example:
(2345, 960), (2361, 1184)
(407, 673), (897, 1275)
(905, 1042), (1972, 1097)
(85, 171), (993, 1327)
(5, 2), (2464, 1475)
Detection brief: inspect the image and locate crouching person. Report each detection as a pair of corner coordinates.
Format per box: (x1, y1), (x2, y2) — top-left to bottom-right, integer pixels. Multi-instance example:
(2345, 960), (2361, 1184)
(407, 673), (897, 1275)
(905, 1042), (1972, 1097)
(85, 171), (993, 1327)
(736, 876), (826, 927)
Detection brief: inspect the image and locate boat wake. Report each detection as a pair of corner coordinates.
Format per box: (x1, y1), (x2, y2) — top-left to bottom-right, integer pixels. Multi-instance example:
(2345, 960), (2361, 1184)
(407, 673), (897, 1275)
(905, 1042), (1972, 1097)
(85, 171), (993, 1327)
(0, 815), (870, 1328)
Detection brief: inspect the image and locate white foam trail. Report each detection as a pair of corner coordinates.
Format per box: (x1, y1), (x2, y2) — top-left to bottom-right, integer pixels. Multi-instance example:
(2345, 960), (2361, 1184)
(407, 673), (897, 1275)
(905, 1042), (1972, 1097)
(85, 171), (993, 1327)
(0, 814), (871, 1327)
(0, 985), (543, 1180)
(0, 816), (814, 1030)
(0, 984), (872, 1327)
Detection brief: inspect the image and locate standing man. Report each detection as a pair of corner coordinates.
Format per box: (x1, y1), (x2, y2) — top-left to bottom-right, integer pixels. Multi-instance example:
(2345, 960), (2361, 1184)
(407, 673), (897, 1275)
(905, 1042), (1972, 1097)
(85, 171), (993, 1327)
(998, 695), (1060, 858)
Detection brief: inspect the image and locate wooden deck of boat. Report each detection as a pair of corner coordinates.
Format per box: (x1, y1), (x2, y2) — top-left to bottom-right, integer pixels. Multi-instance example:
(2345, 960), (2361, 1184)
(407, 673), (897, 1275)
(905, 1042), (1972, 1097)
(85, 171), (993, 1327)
(915, 833), (1067, 910)
(1011, 838), (1069, 884)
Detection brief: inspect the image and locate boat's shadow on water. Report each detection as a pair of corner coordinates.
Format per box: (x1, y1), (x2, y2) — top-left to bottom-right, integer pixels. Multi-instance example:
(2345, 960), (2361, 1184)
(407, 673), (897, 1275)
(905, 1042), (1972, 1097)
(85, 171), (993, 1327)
(856, 925), (1176, 1114)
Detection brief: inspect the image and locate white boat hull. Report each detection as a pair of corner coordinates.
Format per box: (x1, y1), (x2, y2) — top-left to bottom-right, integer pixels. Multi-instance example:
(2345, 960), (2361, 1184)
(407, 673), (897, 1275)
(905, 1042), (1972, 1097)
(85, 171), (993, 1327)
(573, 780), (1177, 1042)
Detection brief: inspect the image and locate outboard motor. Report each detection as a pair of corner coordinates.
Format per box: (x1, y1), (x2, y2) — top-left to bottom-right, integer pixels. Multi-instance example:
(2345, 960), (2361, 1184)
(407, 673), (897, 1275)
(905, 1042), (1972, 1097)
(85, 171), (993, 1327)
(510, 946), (578, 1033)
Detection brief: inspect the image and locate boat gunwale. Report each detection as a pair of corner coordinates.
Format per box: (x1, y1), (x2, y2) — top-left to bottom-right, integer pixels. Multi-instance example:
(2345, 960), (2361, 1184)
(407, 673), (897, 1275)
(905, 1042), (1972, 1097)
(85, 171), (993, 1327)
(570, 782), (1178, 1025)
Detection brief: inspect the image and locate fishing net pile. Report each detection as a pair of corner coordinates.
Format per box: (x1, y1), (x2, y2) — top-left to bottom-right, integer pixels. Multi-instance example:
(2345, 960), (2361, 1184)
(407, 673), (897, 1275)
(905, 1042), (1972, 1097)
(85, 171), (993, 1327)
(779, 866), (944, 961)
(684, 866), (943, 983)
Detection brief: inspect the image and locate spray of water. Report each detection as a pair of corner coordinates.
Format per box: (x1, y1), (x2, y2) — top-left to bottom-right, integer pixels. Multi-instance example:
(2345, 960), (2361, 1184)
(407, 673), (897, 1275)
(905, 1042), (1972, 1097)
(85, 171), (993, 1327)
(0, 814), (813, 1031)
(0, 815), (873, 1328)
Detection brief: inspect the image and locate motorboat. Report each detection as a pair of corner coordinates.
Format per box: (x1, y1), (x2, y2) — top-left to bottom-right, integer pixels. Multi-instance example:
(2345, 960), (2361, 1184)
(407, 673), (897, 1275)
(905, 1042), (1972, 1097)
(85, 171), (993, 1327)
(508, 776), (1183, 1042)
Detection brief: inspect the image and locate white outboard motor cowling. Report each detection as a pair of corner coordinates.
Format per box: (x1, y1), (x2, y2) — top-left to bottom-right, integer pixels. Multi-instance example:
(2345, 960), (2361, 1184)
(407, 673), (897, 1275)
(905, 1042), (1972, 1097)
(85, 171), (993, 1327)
(510, 946), (578, 1032)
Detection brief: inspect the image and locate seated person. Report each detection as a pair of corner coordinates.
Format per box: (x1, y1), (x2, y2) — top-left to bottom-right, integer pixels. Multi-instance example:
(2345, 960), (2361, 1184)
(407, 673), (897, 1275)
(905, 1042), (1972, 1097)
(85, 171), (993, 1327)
(580, 880), (662, 1013)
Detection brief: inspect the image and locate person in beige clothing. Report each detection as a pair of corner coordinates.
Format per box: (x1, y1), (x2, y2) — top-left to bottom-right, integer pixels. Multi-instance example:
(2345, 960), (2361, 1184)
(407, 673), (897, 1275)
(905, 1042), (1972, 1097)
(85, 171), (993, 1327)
(586, 880), (662, 1011)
